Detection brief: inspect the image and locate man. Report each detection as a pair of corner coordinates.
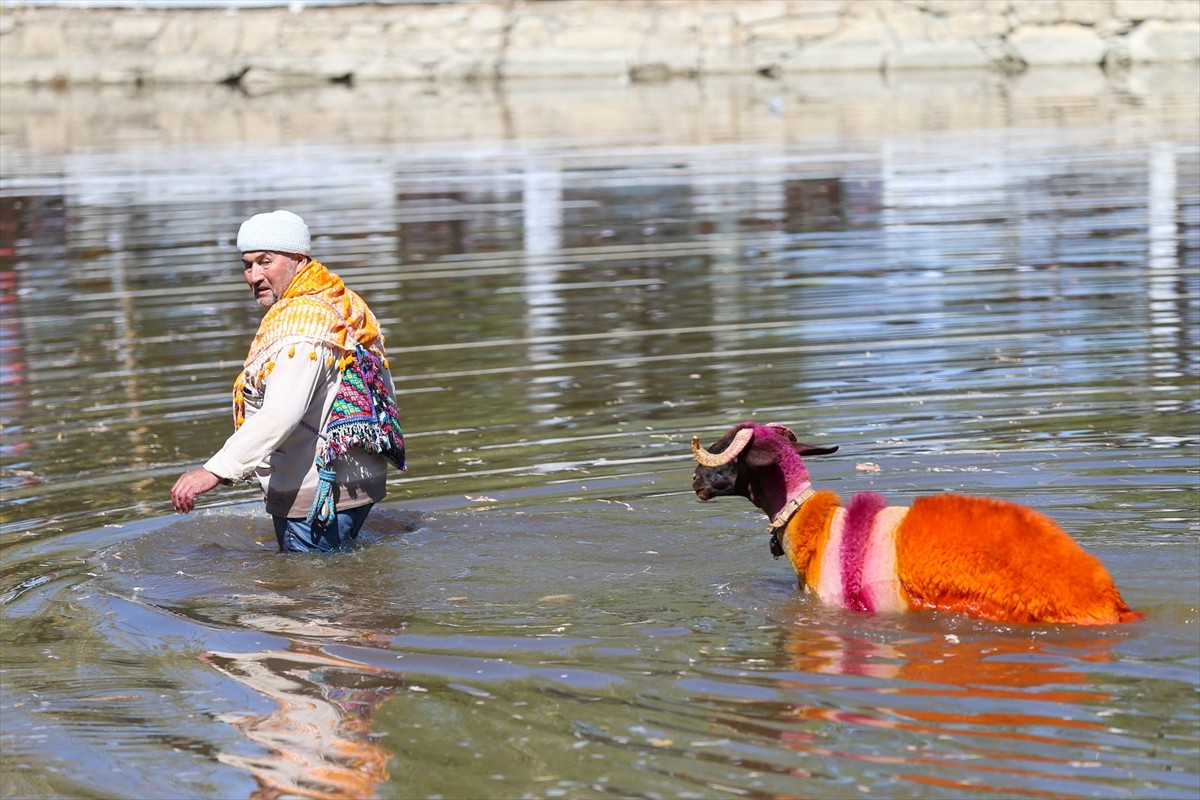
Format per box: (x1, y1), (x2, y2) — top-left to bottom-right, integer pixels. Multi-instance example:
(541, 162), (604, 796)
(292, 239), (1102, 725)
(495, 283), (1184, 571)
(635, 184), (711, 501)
(171, 210), (405, 552)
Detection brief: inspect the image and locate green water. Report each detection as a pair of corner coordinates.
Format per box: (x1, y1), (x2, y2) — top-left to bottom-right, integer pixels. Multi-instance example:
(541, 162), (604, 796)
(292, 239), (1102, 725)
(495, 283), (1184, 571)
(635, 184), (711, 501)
(1, 70), (1198, 799)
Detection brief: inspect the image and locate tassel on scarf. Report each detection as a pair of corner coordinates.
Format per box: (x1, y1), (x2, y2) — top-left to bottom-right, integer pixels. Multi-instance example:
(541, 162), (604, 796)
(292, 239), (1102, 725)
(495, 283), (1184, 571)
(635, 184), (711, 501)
(310, 466), (339, 527)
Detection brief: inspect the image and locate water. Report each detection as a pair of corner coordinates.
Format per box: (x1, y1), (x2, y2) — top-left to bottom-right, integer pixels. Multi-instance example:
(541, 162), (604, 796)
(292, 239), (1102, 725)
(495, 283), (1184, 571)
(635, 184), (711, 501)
(1, 70), (1198, 799)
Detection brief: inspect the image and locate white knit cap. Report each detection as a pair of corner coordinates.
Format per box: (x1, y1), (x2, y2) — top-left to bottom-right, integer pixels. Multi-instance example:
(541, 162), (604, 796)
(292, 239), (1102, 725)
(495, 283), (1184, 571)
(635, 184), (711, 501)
(236, 210), (312, 255)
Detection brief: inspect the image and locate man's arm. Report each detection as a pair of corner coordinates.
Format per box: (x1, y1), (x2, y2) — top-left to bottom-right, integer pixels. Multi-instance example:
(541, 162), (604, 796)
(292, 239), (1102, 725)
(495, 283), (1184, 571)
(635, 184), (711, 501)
(170, 343), (328, 514)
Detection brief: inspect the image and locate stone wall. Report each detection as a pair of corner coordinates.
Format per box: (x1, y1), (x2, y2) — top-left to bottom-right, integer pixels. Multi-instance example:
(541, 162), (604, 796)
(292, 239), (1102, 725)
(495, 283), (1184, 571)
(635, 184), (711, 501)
(1, 0), (1198, 88)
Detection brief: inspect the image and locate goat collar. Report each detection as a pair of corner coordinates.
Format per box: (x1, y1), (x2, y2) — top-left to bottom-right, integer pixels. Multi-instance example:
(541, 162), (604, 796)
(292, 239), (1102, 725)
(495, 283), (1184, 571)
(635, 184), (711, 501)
(767, 485), (816, 533)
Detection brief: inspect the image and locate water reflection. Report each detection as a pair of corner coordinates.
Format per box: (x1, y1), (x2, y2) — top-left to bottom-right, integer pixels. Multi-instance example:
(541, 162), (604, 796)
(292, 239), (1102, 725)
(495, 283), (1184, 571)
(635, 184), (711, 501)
(198, 626), (1131, 800)
(203, 647), (396, 800)
(675, 609), (1172, 799)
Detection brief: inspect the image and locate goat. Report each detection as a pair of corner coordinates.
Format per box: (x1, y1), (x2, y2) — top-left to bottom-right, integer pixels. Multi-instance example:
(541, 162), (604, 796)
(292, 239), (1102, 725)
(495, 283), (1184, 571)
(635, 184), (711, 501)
(691, 421), (1140, 625)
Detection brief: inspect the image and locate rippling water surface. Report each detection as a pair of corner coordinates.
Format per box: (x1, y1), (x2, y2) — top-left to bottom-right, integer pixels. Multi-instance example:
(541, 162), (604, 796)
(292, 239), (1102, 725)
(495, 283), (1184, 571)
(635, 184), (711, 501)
(2, 71), (1198, 799)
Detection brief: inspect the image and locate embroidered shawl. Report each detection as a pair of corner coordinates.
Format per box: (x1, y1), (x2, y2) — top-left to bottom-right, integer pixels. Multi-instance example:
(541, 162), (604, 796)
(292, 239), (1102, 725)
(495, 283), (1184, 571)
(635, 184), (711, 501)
(231, 259), (406, 525)
(233, 259), (385, 426)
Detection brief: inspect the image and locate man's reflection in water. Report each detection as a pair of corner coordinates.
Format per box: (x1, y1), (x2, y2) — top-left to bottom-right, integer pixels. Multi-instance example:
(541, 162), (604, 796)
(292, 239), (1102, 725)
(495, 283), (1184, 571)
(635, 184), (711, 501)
(202, 645), (401, 800)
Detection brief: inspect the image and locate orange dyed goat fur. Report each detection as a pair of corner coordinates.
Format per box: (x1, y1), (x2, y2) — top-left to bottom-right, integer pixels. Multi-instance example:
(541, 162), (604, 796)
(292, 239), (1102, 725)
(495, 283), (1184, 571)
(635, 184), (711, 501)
(783, 490), (1139, 625)
(784, 490), (840, 594)
(893, 494), (1140, 625)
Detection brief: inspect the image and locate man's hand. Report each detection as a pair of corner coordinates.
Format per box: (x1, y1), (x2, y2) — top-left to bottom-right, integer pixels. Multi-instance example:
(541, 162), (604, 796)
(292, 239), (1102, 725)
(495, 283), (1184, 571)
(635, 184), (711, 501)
(171, 468), (223, 514)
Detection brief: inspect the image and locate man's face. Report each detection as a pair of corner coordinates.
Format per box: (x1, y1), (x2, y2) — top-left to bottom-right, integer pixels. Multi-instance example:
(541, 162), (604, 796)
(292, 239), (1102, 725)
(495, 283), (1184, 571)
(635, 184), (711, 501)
(242, 251), (303, 309)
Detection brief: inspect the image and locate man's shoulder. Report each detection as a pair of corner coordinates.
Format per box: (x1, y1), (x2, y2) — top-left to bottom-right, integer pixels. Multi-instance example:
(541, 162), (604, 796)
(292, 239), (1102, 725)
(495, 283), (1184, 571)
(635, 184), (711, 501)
(259, 296), (344, 338)
(279, 293), (344, 317)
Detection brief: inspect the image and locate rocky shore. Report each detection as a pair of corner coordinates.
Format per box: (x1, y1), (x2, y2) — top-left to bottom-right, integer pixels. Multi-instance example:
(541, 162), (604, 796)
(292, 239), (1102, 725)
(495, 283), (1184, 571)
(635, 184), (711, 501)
(1, 0), (1197, 89)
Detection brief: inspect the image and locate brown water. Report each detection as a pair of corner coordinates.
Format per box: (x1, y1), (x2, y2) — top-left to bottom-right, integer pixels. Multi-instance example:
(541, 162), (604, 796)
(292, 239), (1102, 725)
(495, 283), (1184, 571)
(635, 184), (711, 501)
(1, 70), (1198, 799)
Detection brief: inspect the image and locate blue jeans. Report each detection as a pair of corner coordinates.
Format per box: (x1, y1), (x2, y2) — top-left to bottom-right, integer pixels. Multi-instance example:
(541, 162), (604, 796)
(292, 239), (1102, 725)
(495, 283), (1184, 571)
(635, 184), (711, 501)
(272, 504), (373, 553)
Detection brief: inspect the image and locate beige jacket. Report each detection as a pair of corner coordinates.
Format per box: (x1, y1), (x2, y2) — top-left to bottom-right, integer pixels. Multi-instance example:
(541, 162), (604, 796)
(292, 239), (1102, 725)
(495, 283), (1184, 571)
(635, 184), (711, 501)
(205, 340), (392, 519)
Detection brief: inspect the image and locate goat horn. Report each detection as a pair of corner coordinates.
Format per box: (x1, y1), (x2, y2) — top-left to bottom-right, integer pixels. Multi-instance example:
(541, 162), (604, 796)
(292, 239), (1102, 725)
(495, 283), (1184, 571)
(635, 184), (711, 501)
(691, 427), (754, 467)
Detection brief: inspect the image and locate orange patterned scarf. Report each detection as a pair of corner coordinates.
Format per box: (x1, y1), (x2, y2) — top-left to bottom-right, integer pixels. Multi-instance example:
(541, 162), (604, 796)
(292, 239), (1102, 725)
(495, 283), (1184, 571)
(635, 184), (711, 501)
(232, 259), (387, 428)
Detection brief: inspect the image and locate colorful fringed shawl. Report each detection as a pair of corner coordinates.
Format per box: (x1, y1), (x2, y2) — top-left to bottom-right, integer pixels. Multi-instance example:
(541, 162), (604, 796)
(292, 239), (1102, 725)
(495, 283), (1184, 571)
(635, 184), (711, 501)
(308, 342), (406, 525)
(232, 259), (405, 524)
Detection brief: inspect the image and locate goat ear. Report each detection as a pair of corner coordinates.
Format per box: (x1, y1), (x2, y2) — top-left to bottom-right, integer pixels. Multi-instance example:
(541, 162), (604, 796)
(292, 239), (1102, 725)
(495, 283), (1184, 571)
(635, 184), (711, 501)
(796, 443), (838, 457)
(743, 442), (780, 468)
